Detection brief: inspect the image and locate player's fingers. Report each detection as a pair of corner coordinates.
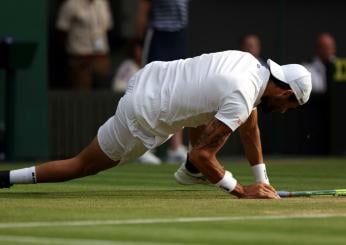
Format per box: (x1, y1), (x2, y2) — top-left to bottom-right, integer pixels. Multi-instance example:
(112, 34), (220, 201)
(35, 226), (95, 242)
(258, 188), (272, 198)
(262, 184), (277, 193)
(261, 190), (280, 199)
(258, 188), (280, 199)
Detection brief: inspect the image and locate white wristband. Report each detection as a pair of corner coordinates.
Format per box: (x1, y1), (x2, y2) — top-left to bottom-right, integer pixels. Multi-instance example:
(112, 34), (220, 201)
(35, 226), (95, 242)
(215, 171), (237, 192)
(252, 163), (269, 184)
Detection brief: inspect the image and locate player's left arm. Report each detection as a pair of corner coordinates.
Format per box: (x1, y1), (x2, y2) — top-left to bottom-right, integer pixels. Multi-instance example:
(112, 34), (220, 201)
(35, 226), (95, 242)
(238, 108), (269, 184)
(238, 108), (263, 165)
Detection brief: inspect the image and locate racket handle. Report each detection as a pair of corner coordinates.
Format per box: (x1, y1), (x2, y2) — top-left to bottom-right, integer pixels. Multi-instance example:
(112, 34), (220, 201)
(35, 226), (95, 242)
(277, 191), (291, 198)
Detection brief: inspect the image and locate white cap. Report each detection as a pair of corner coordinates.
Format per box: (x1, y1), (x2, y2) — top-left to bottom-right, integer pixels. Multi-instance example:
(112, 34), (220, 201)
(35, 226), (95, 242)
(267, 59), (312, 105)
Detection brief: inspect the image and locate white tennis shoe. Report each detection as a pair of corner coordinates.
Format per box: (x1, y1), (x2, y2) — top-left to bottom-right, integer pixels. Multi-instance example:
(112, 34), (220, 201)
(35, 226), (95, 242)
(174, 164), (210, 185)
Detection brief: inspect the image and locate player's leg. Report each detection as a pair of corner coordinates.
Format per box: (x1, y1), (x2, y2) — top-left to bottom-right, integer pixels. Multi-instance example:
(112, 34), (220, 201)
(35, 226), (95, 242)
(174, 126), (209, 185)
(0, 137), (119, 188)
(34, 90), (153, 183)
(186, 125), (205, 173)
(36, 137), (119, 182)
(1, 93), (137, 188)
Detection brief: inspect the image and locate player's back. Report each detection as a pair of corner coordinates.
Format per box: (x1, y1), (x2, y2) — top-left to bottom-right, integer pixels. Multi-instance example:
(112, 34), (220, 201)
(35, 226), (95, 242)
(132, 50), (265, 135)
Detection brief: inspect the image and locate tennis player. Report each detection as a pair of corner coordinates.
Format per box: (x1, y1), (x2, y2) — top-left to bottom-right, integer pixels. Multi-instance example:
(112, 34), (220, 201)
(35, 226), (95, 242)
(0, 50), (311, 199)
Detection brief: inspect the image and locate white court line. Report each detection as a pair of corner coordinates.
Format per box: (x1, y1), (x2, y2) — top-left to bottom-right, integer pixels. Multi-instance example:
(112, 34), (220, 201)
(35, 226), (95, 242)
(0, 235), (184, 245)
(0, 213), (345, 229)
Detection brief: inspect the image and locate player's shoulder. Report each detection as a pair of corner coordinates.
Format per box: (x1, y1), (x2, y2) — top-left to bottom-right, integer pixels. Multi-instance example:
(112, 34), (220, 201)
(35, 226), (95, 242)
(209, 73), (246, 94)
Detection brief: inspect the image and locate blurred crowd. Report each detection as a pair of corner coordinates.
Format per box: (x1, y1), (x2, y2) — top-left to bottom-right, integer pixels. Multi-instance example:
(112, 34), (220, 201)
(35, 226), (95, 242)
(51, 0), (341, 160)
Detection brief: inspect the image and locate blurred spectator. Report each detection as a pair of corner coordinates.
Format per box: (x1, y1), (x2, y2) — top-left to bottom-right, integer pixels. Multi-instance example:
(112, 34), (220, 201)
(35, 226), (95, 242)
(240, 34), (266, 66)
(56, 0), (113, 89)
(301, 32), (337, 155)
(112, 40), (141, 92)
(137, 0), (189, 64)
(135, 0), (190, 164)
(303, 32), (336, 94)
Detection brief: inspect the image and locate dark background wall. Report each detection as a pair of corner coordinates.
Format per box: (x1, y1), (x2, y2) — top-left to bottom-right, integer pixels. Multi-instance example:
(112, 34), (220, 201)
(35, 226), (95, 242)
(0, 0), (49, 160)
(187, 0), (346, 62)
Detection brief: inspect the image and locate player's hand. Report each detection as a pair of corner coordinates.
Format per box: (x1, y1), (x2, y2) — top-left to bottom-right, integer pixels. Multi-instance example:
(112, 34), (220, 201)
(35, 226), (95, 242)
(231, 183), (280, 199)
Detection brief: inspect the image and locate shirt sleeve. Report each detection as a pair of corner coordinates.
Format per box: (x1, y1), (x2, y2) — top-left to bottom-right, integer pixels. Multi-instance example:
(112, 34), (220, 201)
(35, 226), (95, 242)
(215, 90), (251, 131)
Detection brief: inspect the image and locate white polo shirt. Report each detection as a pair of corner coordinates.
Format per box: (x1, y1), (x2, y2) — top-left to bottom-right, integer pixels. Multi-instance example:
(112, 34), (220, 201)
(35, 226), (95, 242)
(132, 50), (269, 142)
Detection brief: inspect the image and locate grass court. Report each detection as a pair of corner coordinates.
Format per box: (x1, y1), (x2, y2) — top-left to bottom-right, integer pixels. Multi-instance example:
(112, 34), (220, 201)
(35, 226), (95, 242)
(0, 158), (346, 245)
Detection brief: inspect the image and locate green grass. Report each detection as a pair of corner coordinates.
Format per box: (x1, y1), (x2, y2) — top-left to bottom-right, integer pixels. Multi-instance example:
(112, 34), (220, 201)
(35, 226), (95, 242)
(0, 158), (346, 245)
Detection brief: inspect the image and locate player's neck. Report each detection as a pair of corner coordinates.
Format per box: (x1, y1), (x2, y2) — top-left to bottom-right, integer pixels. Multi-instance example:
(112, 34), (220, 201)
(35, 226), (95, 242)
(262, 80), (275, 97)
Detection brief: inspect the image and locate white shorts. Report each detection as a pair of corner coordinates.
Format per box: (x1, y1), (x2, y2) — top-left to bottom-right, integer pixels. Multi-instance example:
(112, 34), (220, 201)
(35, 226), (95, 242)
(97, 77), (171, 164)
(97, 96), (145, 164)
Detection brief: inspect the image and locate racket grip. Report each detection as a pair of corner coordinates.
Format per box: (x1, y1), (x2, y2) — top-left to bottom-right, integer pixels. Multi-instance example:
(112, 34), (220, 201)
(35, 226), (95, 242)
(277, 191), (291, 198)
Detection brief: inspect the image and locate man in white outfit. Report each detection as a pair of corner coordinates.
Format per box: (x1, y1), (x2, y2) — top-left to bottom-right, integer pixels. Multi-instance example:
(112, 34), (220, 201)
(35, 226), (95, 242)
(0, 51), (311, 199)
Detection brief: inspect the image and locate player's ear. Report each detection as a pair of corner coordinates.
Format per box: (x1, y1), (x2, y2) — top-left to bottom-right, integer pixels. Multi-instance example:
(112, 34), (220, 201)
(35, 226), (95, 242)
(281, 89), (294, 98)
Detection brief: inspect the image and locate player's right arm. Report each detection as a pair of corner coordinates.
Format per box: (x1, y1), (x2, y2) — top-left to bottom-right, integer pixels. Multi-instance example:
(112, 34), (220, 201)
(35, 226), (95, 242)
(189, 118), (279, 199)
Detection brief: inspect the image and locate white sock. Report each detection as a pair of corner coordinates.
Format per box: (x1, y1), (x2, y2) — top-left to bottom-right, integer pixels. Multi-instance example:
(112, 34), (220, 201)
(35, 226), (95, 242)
(252, 163), (270, 184)
(9, 166), (37, 184)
